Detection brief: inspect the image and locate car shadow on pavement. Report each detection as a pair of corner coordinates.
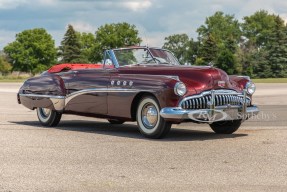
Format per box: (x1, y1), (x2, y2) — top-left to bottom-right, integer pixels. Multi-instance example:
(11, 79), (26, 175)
(166, 128), (247, 141)
(11, 120), (248, 141)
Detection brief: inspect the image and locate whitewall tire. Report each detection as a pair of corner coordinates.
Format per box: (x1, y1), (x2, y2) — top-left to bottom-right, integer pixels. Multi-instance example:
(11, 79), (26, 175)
(36, 108), (62, 127)
(136, 96), (171, 139)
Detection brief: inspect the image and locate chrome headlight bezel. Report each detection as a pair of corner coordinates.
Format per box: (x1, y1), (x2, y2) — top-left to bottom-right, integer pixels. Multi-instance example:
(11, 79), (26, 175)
(174, 82), (187, 96)
(245, 81), (256, 95)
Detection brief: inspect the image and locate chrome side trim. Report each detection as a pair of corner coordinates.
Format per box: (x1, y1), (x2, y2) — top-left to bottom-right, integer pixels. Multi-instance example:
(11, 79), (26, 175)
(19, 88), (144, 111)
(144, 75), (179, 81)
(19, 94), (65, 99)
(50, 98), (66, 111)
(65, 88), (141, 105)
(114, 73), (180, 81)
(19, 93), (65, 111)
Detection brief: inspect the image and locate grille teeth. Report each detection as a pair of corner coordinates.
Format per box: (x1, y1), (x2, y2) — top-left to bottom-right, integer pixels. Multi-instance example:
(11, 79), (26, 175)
(181, 94), (251, 109)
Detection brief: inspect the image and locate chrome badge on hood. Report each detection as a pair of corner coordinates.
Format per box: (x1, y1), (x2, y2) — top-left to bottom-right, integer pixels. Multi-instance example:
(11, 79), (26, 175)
(218, 81), (226, 88)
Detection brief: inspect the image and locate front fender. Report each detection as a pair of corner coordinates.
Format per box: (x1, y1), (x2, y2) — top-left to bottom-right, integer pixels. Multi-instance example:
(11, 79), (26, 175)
(125, 74), (181, 108)
(107, 74), (182, 119)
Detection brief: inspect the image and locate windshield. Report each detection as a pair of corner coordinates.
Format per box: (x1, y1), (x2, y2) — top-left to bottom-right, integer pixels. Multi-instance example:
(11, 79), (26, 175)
(113, 48), (180, 66)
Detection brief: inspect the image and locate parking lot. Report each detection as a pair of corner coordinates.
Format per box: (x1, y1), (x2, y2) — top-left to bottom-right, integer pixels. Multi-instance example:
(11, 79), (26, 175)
(0, 83), (287, 191)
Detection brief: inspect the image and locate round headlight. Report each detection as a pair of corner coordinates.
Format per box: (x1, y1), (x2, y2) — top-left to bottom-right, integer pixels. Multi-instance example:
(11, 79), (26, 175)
(246, 82), (256, 95)
(174, 82), (187, 96)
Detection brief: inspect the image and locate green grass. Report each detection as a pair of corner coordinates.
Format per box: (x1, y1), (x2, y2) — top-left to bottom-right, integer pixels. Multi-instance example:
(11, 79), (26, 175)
(0, 76), (27, 82)
(252, 78), (287, 83)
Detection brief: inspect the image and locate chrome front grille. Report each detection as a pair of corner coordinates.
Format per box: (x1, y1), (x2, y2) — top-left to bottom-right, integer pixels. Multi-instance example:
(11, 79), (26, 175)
(181, 91), (251, 110)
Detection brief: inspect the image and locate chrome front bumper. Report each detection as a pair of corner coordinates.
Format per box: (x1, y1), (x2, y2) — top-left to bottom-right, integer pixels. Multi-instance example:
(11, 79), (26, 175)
(160, 89), (259, 122)
(160, 105), (259, 121)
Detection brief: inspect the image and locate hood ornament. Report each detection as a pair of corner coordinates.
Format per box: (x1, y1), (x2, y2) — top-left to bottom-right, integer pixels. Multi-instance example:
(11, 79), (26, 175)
(208, 61), (214, 67)
(218, 81), (226, 88)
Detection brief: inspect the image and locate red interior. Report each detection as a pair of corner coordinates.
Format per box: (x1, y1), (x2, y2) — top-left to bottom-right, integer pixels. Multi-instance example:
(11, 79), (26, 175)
(48, 63), (104, 73)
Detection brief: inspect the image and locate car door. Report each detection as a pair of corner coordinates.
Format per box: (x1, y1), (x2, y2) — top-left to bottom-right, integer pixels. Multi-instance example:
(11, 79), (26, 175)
(63, 69), (109, 115)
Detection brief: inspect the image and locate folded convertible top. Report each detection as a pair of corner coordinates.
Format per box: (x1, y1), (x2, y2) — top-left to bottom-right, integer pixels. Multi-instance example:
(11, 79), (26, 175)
(48, 63), (104, 73)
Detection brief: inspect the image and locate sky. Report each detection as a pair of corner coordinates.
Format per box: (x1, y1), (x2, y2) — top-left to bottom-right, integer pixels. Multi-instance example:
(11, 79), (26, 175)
(0, 0), (287, 49)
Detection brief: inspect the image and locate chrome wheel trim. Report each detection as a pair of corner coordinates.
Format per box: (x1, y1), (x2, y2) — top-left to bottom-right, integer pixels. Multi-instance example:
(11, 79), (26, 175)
(37, 108), (52, 123)
(141, 103), (158, 129)
(137, 98), (160, 134)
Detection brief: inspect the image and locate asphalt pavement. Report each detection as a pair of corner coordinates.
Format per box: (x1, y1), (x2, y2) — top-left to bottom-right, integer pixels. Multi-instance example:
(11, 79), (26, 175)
(0, 83), (286, 192)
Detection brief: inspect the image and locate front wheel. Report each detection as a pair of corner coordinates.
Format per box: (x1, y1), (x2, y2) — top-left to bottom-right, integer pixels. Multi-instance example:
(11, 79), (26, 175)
(136, 96), (171, 139)
(36, 108), (62, 127)
(209, 120), (241, 134)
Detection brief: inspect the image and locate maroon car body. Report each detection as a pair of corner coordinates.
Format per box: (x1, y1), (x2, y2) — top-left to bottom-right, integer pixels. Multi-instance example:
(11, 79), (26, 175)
(18, 47), (259, 138)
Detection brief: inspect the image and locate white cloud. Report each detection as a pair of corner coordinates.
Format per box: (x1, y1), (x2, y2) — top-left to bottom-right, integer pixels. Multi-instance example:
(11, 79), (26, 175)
(141, 33), (165, 47)
(280, 14), (287, 24)
(0, 0), (27, 9)
(69, 21), (97, 33)
(2, 0), (287, 50)
(137, 24), (169, 48)
(0, 30), (17, 46)
(123, 0), (152, 11)
(49, 29), (64, 47)
(38, 0), (57, 6)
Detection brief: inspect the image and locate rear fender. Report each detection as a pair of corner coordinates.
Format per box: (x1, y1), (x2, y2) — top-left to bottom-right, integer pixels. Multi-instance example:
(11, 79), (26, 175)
(18, 74), (66, 111)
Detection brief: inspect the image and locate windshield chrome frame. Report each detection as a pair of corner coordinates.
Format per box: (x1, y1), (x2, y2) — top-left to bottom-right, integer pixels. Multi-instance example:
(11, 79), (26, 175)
(110, 47), (180, 68)
(149, 47), (180, 65)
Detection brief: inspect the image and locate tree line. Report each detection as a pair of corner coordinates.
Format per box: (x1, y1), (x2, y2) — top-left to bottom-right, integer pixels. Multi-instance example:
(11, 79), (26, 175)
(1, 23), (141, 75)
(1, 10), (287, 78)
(163, 10), (287, 78)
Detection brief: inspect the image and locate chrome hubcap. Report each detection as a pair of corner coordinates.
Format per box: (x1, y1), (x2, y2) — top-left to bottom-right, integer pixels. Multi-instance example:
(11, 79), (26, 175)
(40, 108), (51, 119)
(142, 103), (158, 129)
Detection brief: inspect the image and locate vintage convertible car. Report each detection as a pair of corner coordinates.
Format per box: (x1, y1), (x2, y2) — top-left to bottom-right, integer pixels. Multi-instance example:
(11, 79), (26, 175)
(17, 46), (259, 138)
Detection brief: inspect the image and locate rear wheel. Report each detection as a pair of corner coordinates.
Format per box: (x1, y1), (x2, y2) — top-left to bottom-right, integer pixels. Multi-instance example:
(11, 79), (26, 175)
(136, 96), (171, 139)
(36, 108), (62, 127)
(209, 120), (241, 134)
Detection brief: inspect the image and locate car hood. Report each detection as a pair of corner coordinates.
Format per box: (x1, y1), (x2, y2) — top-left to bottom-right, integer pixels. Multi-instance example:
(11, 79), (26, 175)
(119, 65), (242, 94)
